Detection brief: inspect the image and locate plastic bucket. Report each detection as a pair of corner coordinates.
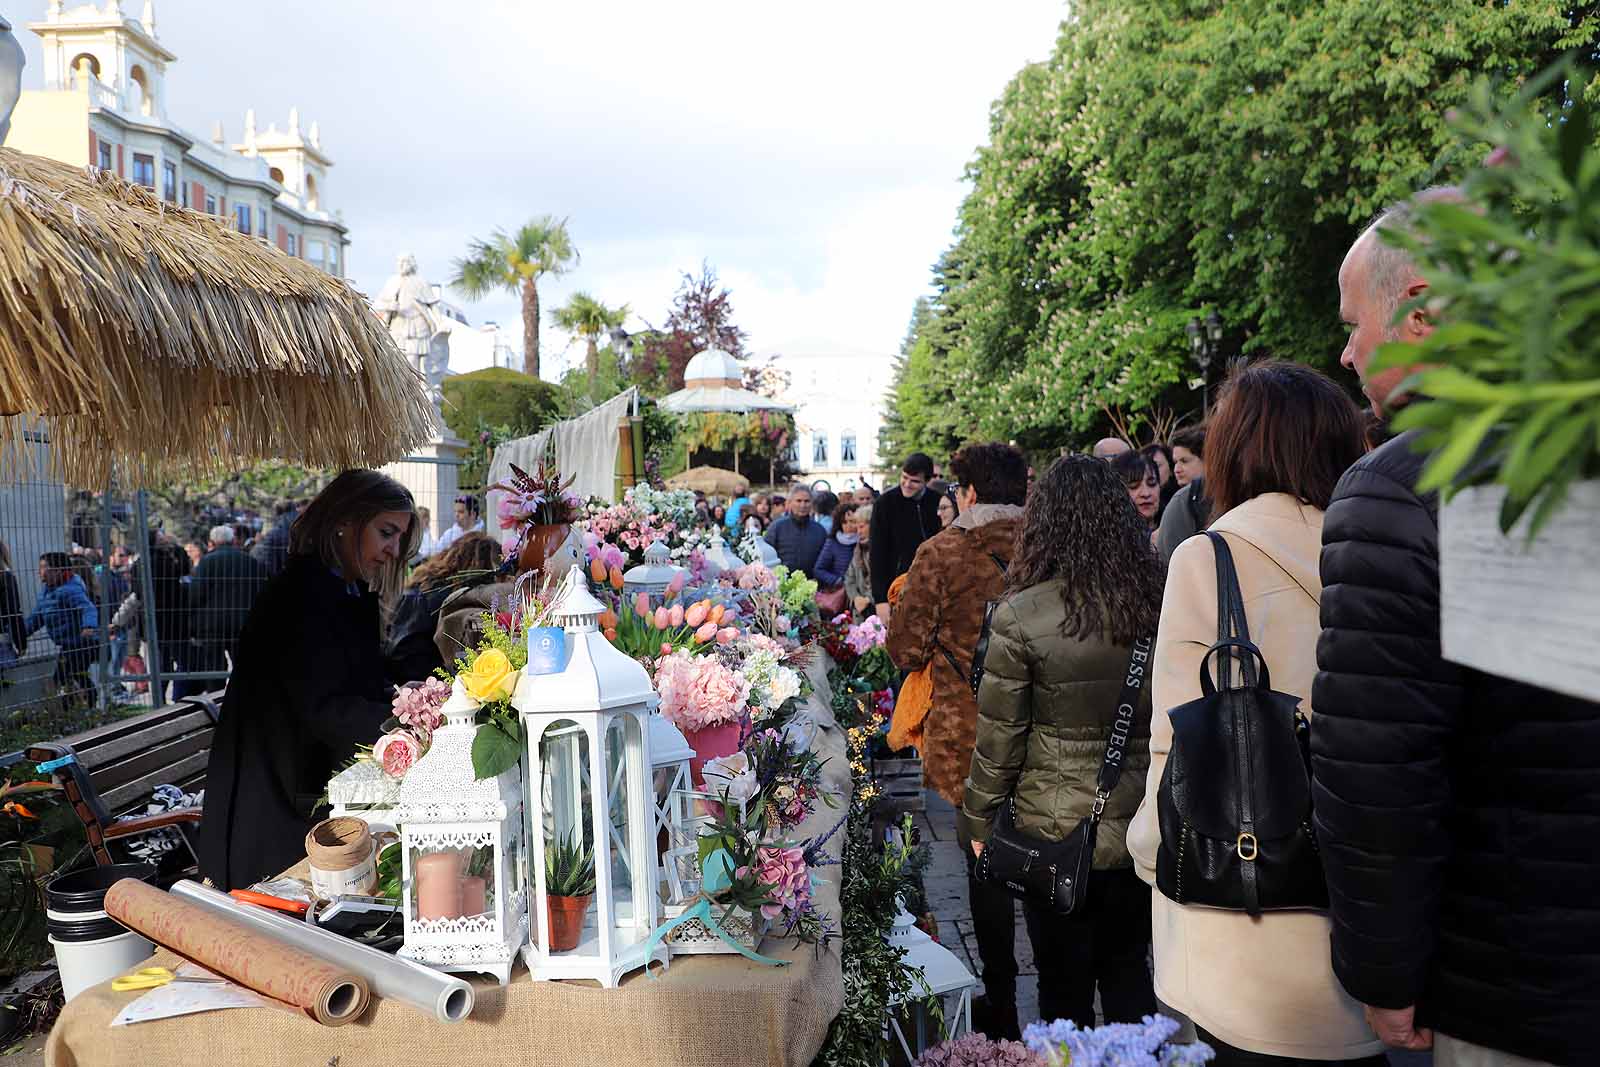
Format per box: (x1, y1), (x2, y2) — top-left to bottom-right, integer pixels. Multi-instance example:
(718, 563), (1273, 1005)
(45, 863), (157, 1001)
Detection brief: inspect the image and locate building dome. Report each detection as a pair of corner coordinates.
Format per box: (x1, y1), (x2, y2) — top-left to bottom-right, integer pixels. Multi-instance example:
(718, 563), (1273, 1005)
(683, 347), (742, 385)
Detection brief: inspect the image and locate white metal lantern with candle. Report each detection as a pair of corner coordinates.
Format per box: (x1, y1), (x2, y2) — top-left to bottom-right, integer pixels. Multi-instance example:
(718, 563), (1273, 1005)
(700, 531), (742, 581)
(393, 688), (528, 985)
(622, 539), (686, 606)
(514, 565), (667, 986)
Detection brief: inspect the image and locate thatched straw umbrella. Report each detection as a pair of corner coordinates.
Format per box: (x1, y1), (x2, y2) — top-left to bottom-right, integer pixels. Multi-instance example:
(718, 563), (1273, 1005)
(666, 465), (751, 497)
(0, 147), (435, 485)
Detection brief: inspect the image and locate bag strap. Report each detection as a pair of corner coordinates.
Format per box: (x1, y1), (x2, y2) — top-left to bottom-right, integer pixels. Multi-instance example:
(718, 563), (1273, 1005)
(1203, 532), (1257, 690)
(1089, 634), (1155, 822)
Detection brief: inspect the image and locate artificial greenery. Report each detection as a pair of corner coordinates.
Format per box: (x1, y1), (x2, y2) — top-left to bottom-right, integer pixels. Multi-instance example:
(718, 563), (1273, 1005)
(883, 1), (1598, 457)
(1376, 60), (1600, 536)
(812, 735), (931, 1067)
(545, 834), (597, 898)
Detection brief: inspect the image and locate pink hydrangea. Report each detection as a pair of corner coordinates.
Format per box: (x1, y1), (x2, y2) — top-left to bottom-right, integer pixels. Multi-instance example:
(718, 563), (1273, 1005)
(654, 650), (751, 731)
(735, 563), (776, 590)
(752, 845), (810, 920)
(373, 730), (423, 778)
(846, 616), (888, 655)
(392, 677), (451, 738)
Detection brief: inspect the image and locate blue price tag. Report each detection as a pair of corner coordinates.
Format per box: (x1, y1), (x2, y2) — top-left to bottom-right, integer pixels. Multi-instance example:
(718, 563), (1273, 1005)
(526, 627), (565, 675)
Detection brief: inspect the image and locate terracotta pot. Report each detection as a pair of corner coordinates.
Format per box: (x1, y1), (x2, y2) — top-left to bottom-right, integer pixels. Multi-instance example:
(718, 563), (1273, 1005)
(546, 893), (592, 952)
(682, 721), (743, 789)
(415, 852), (463, 921)
(460, 876), (487, 918)
(517, 523), (571, 577)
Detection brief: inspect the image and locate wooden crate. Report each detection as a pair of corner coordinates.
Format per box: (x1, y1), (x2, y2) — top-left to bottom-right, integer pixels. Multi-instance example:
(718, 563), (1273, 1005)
(872, 756), (925, 814)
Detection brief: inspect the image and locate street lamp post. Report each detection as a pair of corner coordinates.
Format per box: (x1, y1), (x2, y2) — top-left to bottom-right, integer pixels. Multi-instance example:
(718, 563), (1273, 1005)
(1186, 309), (1224, 413)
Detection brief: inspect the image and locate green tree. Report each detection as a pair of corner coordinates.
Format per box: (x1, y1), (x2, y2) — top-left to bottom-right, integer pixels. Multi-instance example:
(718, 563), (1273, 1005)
(551, 291), (629, 385)
(450, 216), (578, 380)
(897, 0), (1598, 451)
(440, 367), (563, 486)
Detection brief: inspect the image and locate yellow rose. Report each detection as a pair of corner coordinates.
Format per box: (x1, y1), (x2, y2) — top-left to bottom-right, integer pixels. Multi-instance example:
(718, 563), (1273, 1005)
(462, 649), (516, 703)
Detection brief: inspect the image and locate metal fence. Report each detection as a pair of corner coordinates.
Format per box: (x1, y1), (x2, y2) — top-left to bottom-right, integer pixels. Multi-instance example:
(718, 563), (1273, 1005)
(2, 435), (467, 754)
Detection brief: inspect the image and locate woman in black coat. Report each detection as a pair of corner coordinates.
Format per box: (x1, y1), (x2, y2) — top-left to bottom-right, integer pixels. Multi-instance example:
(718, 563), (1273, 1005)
(198, 470), (419, 890)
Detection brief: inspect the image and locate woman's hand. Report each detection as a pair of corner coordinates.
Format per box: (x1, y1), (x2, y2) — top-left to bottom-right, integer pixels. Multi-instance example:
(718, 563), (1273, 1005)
(970, 840), (984, 858)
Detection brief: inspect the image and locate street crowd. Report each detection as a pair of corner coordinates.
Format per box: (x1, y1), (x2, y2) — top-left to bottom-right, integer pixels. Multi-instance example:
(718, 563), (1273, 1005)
(852, 192), (1597, 1067)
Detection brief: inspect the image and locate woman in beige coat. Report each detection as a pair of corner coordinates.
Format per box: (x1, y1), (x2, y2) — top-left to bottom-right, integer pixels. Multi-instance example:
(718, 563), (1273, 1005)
(1127, 361), (1383, 1065)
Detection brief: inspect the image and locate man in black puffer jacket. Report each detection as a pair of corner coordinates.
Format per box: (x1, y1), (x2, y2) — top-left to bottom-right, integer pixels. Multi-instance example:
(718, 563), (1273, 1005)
(1313, 190), (1600, 1067)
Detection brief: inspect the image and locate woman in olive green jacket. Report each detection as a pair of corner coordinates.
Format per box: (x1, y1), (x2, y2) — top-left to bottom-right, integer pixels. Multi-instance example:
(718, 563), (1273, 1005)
(960, 453), (1164, 1029)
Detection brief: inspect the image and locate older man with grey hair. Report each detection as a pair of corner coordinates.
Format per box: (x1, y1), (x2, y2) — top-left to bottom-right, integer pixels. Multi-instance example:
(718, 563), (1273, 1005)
(1311, 188), (1600, 1067)
(181, 521), (269, 698)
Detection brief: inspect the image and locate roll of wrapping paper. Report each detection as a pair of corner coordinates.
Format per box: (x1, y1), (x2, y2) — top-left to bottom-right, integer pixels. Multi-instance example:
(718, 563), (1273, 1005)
(169, 880), (475, 1023)
(102, 879), (369, 1026)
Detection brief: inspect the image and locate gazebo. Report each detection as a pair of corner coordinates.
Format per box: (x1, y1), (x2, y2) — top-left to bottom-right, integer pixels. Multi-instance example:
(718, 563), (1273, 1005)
(657, 348), (793, 484)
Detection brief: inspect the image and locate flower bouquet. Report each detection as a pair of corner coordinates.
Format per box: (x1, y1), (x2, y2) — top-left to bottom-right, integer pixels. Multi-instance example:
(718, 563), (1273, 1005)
(491, 452), (585, 571)
(655, 648), (752, 784)
(370, 676), (453, 779)
(604, 591), (737, 662)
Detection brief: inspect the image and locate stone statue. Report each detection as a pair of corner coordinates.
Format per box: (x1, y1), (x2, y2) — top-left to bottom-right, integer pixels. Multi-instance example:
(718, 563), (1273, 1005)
(375, 252), (447, 405)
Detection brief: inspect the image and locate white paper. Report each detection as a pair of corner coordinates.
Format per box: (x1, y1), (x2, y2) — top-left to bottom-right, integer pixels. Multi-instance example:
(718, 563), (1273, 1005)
(112, 964), (274, 1026)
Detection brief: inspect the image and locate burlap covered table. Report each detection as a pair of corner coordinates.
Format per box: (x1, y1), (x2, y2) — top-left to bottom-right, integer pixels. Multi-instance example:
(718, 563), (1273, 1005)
(47, 668), (848, 1067)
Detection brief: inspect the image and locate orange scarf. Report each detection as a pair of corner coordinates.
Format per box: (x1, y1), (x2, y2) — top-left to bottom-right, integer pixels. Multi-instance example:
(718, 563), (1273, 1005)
(884, 573), (932, 752)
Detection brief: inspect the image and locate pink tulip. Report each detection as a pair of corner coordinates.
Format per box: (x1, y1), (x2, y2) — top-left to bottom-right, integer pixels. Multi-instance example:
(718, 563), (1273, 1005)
(654, 605), (671, 630)
(665, 572), (686, 596)
(694, 622), (718, 644)
(685, 601), (709, 628)
(716, 627), (738, 645)
(668, 603), (685, 628)
(634, 591), (651, 619)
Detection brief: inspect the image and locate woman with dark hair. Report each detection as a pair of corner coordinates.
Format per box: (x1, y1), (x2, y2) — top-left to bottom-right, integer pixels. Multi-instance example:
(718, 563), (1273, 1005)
(1127, 361), (1379, 1065)
(813, 499), (860, 592)
(388, 531), (503, 682)
(1112, 451), (1162, 533)
(199, 469), (419, 890)
(1141, 441), (1178, 520)
(960, 453), (1162, 1029)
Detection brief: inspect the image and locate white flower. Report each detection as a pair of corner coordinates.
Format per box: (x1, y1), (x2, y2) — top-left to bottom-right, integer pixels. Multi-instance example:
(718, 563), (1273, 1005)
(701, 751), (759, 805)
(766, 666), (801, 710)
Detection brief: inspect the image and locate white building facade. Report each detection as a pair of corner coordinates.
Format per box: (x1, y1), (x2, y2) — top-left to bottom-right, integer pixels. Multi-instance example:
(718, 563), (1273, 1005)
(777, 352), (895, 494)
(8, 1), (347, 275)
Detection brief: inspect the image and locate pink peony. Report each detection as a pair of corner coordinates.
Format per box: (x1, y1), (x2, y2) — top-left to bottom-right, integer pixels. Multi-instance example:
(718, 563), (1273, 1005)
(753, 845), (810, 920)
(654, 650), (751, 731)
(668, 602), (685, 628)
(373, 730), (423, 778)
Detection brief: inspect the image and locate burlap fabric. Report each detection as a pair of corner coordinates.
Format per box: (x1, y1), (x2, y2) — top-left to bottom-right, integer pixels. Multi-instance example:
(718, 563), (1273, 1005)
(48, 661), (847, 1067)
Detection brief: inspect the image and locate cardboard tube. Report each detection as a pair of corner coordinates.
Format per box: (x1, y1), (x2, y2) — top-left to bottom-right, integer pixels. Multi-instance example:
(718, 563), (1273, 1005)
(103, 879), (368, 1026)
(169, 880), (475, 1024)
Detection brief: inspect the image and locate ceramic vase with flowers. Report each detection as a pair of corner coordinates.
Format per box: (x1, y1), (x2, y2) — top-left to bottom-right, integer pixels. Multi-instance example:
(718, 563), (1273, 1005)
(492, 451), (585, 578)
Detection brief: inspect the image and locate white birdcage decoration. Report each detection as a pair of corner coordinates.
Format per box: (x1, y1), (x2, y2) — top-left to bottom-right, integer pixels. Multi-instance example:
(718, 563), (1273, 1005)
(622, 540), (686, 606)
(514, 565), (667, 986)
(393, 691), (528, 985)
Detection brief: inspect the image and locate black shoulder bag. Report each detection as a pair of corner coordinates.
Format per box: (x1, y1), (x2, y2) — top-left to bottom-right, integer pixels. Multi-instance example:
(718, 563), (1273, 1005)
(1154, 531), (1327, 916)
(974, 634), (1153, 916)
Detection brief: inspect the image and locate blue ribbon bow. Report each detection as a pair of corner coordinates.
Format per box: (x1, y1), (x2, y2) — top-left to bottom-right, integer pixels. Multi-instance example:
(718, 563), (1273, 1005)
(643, 847), (789, 974)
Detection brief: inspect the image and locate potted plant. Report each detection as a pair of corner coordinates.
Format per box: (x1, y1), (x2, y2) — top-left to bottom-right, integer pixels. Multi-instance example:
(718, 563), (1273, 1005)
(1373, 61), (1600, 702)
(491, 446), (585, 577)
(544, 834), (595, 953)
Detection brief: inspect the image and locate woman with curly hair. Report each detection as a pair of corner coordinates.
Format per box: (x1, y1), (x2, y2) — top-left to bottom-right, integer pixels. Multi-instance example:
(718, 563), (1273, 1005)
(959, 452), (1162, 1030)
(387, 531), (502, 682)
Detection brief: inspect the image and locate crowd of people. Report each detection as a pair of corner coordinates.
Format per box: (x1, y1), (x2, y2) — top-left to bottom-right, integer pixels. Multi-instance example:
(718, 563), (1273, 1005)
(873, 191), (1600, 1067)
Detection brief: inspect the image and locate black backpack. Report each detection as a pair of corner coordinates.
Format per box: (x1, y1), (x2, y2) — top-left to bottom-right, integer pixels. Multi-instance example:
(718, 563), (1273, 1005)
(1154, 531), (1327, 916)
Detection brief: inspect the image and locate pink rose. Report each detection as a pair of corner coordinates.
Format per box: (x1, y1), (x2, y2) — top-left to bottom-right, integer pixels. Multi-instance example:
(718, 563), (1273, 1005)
(668, 603), (685, 628)
(373, 731), (423, 779)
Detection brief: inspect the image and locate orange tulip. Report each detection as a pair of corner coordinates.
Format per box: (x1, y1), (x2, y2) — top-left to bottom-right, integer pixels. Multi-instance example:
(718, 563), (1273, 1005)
(609, 565), (625, 590)
(709, 604), (725, 625)
(693, 622), (718, 644)
(684, 601), (709, 628)
(604, 627), (618, 642)
(598, 609), (618, 631)
(589, 557), (607, 583)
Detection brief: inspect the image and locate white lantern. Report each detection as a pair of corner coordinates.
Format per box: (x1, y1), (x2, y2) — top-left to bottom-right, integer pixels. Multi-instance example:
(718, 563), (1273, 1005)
(648, 715), (694, 907)
(327, 760), (401, 835)
(394, 690), (528, 985)
(622, 539), (686, 606)
(887, 905), (976, 1060)
(701, 532), (742, 581)
(515, 565), (667, 986)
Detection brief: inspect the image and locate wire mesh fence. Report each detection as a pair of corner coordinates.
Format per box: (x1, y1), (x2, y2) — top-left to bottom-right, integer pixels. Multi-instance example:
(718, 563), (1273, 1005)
(1, 436), (469, 757)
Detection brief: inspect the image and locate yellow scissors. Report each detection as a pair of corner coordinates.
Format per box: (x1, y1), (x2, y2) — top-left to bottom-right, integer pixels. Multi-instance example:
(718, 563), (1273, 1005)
(111, 966), (223, 992)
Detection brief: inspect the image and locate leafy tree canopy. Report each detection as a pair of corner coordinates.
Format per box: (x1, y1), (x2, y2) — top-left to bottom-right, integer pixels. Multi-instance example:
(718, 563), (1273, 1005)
(888, 0), (1598, 454)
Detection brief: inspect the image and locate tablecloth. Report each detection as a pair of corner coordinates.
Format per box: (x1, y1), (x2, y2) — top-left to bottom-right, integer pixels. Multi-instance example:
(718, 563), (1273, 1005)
(47, 663), (847, 1067)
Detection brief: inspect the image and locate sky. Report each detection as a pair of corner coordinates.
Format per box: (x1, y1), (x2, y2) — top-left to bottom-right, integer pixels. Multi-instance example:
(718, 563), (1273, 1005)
(17, 0), (1066, 380)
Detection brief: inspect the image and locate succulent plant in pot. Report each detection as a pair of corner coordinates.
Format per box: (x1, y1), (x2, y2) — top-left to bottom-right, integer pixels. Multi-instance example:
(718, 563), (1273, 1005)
(544, 834), (596, 952)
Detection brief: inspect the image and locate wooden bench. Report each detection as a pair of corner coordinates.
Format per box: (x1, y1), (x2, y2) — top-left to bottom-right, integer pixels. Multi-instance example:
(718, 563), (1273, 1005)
(26, 693), (224, 872)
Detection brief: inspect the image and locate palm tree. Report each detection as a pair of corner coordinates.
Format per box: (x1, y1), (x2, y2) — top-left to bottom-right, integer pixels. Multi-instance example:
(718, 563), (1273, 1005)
(551, 292), (630, 384)
(450, 216), (577, 380)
